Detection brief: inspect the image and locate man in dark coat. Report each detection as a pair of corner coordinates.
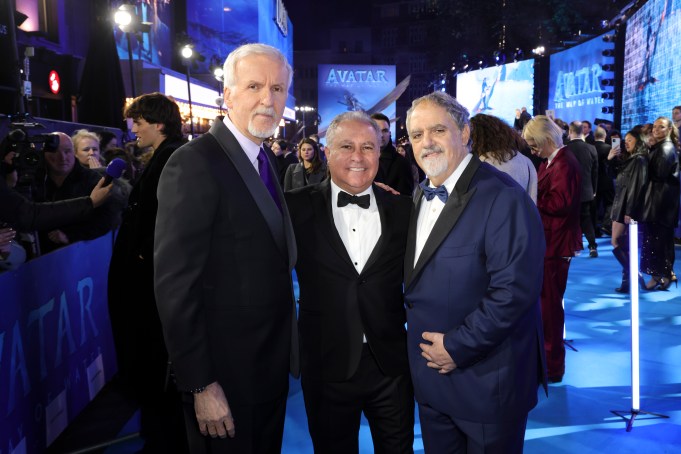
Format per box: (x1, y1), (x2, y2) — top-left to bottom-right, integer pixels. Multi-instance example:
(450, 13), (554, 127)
(154, 44), (298, 453)
(107, 92), (188, 452)
(371, 113), (414, 195)
(593, 126), (614, 236)
(566, 121), (598, 257)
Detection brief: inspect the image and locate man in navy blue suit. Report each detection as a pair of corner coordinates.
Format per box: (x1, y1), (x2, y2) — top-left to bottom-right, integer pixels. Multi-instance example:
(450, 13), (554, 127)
(403, 91), (547, 453)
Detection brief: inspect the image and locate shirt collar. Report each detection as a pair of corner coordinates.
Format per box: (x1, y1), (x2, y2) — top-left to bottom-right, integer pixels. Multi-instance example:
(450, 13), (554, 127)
(223, 114), (262, 165)
(546, 147), (562, 166)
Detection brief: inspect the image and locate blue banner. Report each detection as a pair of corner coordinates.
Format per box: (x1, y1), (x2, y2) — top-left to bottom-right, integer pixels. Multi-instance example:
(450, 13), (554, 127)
(0, 233), (117, 452)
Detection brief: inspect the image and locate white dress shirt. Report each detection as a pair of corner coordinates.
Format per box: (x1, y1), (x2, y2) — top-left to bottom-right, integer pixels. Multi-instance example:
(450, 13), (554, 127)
(414, 153), (473, 267)
(223, 115), (261, 174)
(330, 180), (381, 274)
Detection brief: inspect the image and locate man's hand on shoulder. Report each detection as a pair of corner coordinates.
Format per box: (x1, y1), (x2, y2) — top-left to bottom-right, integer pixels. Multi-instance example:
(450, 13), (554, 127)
(194, 381), (235, 438)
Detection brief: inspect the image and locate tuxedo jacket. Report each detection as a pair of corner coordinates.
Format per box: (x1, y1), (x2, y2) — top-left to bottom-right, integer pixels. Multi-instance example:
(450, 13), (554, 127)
(285, 179), (411, 382)
(404, 156), (547, 423)
(537, 147), (583, 257)
(154, 119), (299, 405)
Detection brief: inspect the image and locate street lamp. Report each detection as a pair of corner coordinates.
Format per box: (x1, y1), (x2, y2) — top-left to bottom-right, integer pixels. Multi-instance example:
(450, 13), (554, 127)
(295, 105), (315, 138)
(113, 4), (151, 98)
(180, 44), (195, 137)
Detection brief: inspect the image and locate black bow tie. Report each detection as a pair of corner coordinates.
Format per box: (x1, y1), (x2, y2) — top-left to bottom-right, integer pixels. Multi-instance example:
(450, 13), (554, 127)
(337, 191), (370, 209)
(420, 181), (449, 203)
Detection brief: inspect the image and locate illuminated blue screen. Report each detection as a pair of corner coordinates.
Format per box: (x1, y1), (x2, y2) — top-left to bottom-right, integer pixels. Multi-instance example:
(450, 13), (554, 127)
(621, 0), (681, 131)
(455, 60), (534, 126)
(548, 33), (615, 124)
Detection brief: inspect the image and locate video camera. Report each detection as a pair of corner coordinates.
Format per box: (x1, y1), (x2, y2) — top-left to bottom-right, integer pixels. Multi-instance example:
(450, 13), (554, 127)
(2, 113), (59, 186)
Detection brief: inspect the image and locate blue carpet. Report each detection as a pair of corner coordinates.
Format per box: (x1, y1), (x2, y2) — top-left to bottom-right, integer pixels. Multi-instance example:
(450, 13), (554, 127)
(99, 238), (681, 453)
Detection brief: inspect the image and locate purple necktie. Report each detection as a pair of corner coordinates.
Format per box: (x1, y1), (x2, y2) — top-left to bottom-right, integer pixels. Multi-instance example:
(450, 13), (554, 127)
(257, 147), (282, 212)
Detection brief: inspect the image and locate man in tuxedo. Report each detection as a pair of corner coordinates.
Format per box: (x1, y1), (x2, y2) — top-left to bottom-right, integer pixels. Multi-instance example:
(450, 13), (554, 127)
(371, 112), (415, 195)
(403, 91), (546, 453)
(523, 116), (582, 383)
(154, 43), (298, 453)
(566, 121), (598, 256)
(285, 111), (414, 453)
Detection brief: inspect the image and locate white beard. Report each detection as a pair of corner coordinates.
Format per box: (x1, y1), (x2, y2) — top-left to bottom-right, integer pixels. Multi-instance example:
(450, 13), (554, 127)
(249, 107), (279, 139)
(420, 150), (449, 179)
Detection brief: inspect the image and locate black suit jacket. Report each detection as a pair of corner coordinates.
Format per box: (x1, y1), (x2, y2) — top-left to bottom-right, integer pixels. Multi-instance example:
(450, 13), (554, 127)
(154, 119), (299, 405)
(108, 138), (183, 392)
(285, 179), (411, 382)
(375, 143), (415, 195)
(566, 139), (598, 202)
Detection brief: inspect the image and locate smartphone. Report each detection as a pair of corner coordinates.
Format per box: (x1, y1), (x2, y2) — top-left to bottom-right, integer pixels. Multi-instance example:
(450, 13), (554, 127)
(611, 137), (621, 149)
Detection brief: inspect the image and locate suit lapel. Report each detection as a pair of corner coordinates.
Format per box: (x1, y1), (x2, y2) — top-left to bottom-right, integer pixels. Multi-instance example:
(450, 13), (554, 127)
(406, 155), (481, 289)
(403, 186), (422, 286)
(313, 179), (356, 270)
(207, 120), (290, 262)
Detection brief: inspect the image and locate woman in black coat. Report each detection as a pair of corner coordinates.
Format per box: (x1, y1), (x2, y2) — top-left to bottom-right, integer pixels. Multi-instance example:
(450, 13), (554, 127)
(608, 128), (648, 292)
(640, 117), (680, 290)
(283, 137), (327, 191)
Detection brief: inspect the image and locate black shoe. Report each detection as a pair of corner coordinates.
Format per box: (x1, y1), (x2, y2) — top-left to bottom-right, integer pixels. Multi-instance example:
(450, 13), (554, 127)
(548, 375), (564, 383)
(589, 248), (598, 258)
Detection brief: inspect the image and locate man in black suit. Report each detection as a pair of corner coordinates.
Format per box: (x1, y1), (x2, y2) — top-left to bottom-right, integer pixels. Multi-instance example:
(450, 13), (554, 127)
(593, 126), (614, 236)
(107, 92), (187, 452)
(154, 43), (298, 453)
(371, 112), (415, 195)
(566, 121), (598, 257)
(286, 111), (414, 453)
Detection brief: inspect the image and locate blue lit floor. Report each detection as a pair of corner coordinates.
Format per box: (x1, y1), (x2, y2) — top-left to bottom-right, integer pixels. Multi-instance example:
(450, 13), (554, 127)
(60, 238), (681, 453)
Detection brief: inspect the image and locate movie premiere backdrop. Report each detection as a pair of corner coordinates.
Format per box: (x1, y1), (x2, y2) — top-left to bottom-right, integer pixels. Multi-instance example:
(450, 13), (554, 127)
(317, 64), (397, 141)
(621, 0), (681, 132)
(548, 32), (615, 125)
(455, 59), (535, 127)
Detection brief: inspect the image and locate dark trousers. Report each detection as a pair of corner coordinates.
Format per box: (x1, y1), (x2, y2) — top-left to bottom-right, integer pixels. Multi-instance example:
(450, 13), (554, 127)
(182, 391), (287, 454)
(580, 201), (597, 249)
(418, 402), (528, 454)
(541, 257), (572, 378)
(302, 345), (415, 454)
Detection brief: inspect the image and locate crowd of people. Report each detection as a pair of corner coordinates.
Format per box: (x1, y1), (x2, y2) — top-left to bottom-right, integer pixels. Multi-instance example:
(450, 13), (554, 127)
(2, 42), (680, 454)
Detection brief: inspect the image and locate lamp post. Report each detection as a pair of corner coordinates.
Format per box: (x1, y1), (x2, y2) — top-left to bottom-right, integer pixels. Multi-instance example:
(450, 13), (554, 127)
(114, 4), (151, 99)
(181, 44), (194, 137)
(296, 105), (315, 138)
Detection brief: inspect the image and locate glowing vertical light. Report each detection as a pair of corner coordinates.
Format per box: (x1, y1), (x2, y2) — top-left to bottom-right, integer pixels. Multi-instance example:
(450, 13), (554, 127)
(629, 221), (640, 411)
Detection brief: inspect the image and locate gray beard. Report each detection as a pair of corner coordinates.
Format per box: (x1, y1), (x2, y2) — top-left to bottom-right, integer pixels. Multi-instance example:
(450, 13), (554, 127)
(249, 120), (279, 139)
(420, 153), (448, 179)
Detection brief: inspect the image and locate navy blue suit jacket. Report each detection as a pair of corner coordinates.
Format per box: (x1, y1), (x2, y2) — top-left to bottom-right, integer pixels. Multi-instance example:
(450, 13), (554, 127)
(404, 155), (547, 423)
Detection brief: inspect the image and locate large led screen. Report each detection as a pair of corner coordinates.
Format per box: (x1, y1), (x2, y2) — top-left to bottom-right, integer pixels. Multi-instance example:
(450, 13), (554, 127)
(622, 0), (681, 131)
(548, 33), (615, 124)
(455, 60), (534, 126)
(317, 64), (397, 141)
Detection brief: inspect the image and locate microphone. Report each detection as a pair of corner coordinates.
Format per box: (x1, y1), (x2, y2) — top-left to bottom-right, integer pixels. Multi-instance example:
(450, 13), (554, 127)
(103, 158), (127, 185)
